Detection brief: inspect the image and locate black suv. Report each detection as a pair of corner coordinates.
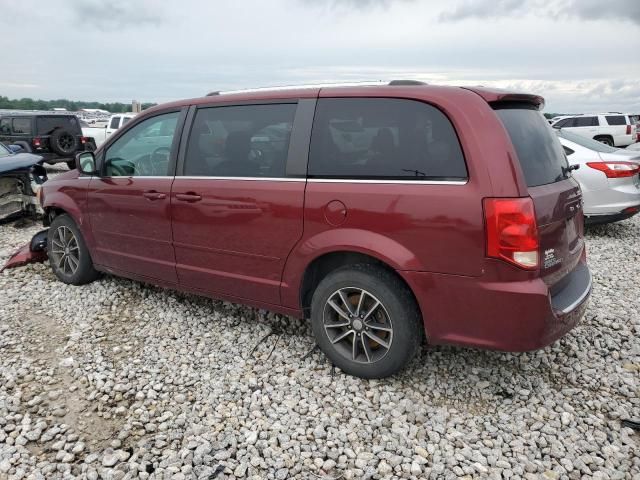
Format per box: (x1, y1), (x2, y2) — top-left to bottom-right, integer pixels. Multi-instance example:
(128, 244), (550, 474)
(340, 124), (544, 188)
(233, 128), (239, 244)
(0, 114), (96, 169)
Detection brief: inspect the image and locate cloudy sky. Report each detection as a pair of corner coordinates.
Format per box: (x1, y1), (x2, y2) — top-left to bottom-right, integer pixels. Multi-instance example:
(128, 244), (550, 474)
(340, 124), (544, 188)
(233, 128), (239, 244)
(2, 0), (638, 113)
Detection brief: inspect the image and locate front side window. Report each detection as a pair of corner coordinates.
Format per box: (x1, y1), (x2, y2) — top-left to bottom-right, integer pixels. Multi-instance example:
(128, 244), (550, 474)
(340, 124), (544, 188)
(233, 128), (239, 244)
(104, 112), (179, 177)
(184, 103), (296, 177)
(12, 118), (31, 134)
(605, 115), (626, 126)
(308, 98), (467, 180)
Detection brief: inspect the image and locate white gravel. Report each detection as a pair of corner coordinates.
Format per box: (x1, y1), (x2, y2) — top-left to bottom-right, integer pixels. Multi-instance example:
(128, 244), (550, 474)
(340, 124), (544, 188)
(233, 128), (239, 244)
(0, 172), (638, 479)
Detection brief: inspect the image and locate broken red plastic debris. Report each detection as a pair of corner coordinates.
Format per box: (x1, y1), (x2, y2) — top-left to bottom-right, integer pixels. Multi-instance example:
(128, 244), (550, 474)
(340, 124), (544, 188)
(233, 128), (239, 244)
(1, 243), (47, 272)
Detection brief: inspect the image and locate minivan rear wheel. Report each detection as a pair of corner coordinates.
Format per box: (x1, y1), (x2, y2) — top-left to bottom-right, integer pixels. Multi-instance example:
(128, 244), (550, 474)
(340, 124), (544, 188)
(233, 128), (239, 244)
(310, 264), (422, 378)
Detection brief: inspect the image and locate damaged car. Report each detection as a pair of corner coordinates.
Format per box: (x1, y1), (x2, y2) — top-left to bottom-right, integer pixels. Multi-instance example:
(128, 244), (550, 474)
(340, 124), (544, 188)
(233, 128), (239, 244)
(0, 143), (47, 221)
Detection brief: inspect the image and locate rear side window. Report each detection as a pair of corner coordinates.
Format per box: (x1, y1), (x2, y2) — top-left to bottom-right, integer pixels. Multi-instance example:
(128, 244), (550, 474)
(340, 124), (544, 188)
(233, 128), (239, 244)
(36, 116), (80, 135)
(495, 107), (568, 187)
(605, 115), (626, 126)
(110, 117), (120, 129)
(574, 116), (597, 127)
(184, 103), (296, 177)
(308, 98), (467, 180)
(12, 118), (31, 134)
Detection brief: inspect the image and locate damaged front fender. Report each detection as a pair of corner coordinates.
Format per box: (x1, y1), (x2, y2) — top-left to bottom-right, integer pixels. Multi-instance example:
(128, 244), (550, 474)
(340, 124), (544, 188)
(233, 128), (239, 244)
(1, 229), (48, 272)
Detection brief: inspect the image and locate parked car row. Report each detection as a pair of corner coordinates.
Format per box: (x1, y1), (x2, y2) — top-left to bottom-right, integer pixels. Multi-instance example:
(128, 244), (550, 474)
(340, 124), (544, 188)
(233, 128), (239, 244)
(550, 113), (637, 147)
(556, 129), (640, 224)
(80, 113), (137, 147)
(0, 113), (96, 169)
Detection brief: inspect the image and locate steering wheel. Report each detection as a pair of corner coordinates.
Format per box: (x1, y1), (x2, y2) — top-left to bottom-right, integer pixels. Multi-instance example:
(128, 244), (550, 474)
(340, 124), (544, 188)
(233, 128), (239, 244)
(106, 159), (130, 177)
(133, 148), (168, 176)
(152, 147), (171, 163)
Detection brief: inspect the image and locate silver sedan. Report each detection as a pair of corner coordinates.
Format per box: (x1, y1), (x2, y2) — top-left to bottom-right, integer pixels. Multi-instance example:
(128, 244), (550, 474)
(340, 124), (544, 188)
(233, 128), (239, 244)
(558, 129), (640, 225)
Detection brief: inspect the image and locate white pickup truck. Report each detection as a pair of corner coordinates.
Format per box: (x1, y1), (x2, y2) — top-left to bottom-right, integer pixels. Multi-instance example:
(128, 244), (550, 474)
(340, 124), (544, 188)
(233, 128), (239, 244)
(81, 113), (137, 146)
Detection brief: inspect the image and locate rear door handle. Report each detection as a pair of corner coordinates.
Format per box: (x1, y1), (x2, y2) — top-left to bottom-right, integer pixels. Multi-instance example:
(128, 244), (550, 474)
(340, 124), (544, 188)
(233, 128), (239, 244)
(143, 190), (166, 201)
(175, 192), (202, 202)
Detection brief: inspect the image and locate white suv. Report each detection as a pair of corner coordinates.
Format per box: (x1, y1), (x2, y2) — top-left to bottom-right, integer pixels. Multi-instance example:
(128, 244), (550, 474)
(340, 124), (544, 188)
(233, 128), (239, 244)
(551, 113), (637, 147)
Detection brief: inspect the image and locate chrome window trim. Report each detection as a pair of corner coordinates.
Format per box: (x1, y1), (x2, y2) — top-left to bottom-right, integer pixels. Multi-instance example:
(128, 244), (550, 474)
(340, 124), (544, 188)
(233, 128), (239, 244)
(177, 176), (305, 182)
(83, 175), (467, 185)
(93, 176), (174, 180)
(307, 178), (468, 185)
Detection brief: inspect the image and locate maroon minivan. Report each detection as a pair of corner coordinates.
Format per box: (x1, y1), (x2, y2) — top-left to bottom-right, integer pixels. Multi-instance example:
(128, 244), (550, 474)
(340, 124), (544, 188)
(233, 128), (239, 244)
(38, 81), (591, 378)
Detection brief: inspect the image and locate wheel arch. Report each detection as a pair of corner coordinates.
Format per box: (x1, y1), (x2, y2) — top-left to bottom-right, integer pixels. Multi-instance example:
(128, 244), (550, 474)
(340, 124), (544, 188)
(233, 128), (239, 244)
(593, 134), (614, 145)
(297, 250), (424, 334)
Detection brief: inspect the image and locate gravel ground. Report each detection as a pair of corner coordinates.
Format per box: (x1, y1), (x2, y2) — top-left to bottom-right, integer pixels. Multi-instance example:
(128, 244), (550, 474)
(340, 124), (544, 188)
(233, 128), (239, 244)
(0, 169), (638, 479)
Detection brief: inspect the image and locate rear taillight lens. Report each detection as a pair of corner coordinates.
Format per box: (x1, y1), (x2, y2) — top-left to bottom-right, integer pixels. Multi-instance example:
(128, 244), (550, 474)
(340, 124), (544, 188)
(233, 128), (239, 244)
(586, 161), (640, 178)
(484, 197), (539, 270)
(81, 137), (87, 144)
(626, 125), (631, 135)
(32, 137), (41, 147)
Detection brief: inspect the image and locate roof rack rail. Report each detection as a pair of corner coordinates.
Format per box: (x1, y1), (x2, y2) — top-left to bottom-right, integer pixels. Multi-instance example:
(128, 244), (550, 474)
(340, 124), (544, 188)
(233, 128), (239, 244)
(388, 80), (427, 86)
(203, 81), (388, 97)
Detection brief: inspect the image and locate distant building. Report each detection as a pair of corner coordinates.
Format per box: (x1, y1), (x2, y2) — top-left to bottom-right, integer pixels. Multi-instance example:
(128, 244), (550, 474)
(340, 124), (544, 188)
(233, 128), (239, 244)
(132, 100), (141, 113)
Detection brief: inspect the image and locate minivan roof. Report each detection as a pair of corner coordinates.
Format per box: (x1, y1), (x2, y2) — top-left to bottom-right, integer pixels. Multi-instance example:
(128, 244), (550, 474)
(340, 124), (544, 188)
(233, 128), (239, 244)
(145, 83), (545, 114)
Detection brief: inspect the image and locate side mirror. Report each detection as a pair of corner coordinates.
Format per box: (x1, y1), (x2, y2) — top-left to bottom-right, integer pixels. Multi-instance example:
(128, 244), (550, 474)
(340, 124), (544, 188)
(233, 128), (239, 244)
(77, 152), (97, 175)
(8, 144), (23, 153)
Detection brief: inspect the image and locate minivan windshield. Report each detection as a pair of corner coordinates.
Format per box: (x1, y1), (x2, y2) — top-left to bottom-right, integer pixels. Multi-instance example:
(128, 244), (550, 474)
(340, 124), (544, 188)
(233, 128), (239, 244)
(556, 129), (619, 153)
(495, 106), (569, 187)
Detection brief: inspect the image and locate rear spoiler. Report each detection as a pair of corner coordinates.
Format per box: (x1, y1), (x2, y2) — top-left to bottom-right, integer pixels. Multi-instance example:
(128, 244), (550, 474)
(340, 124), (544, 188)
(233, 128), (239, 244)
(463, 87), (545, 110)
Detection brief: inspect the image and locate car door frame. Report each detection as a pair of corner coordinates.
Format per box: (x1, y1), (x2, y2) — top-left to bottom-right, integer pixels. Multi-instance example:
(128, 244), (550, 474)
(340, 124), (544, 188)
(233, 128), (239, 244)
(169, 97), (316, 309)
(86, 106), (189, 283)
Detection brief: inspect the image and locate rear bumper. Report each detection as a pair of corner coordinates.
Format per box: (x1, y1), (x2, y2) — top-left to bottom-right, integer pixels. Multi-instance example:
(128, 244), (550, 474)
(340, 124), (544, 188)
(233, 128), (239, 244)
(585, 205), (640, 225)
(401, 258), (591, 352)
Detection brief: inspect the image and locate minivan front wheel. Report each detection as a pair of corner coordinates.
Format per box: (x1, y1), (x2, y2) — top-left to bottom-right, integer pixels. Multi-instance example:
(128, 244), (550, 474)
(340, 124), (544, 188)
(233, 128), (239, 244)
(47, 214), (99, 285)
(310, 264), (422, 378)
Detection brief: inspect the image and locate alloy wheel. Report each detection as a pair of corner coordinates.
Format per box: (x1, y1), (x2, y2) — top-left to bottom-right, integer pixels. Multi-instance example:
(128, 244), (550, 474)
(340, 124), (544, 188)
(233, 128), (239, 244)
(49, 226), (80, 276)
(323, 287), (393, 364)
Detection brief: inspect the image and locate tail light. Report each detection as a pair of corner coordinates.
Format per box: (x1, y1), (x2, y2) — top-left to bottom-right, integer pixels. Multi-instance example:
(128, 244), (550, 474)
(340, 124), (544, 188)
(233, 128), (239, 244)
(32, 137), (41, 147)
(484, 197), (539, 269)
(626, 125), (632, 135)
(586, 161), (640, 178)
(81, 137), (87, 144)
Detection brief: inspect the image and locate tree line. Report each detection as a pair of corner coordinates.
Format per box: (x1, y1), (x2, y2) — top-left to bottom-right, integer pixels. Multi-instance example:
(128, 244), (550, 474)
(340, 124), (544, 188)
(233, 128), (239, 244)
(0, 96), (156, 113)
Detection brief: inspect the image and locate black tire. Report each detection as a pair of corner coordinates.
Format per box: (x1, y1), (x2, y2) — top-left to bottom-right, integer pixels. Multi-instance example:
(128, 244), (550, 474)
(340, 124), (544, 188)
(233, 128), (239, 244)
(594, 136), (614, 147)
(49, 129), (79, 156)
(310, 264), (422, 378)
(67, 160), (77, 170)
(47, 214), (99, 285)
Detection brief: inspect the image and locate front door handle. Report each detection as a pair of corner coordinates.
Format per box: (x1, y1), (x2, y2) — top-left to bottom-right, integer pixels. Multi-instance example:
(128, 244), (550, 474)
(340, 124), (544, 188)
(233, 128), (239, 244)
(143, 190), (166, 201)
(175, 192), (202, 203)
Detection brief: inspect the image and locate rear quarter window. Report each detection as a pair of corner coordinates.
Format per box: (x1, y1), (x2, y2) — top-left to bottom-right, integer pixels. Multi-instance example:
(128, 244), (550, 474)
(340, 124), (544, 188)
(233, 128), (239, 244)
(604, 115), (626, 126)
(495, 106), (568, 187)
(308, 98), (467, 181)
(36, 116), (80, 135)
